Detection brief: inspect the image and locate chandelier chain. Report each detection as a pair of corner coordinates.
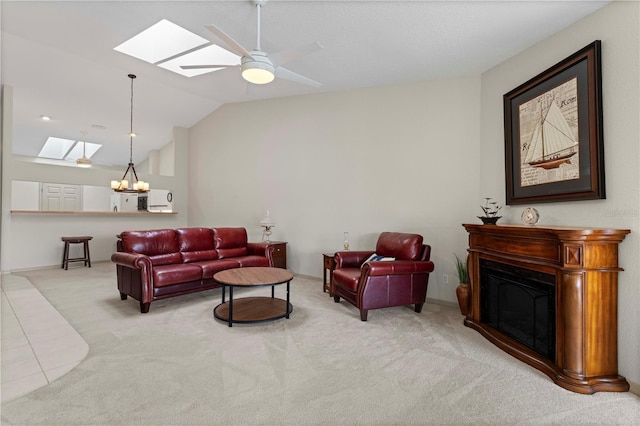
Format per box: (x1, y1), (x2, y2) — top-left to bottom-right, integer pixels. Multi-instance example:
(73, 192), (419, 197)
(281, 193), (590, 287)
(129, 74), (135, 163)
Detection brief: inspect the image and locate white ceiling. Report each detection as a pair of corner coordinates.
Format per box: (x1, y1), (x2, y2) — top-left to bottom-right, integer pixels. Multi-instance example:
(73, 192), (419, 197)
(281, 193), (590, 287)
(1, 0), (610, 167)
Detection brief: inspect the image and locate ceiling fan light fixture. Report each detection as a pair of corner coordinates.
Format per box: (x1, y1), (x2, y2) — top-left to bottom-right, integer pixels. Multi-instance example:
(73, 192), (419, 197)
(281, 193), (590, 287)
(241, 53), (275, 84)
(76, 132), (92, 168)
(76, 156), (92, 168)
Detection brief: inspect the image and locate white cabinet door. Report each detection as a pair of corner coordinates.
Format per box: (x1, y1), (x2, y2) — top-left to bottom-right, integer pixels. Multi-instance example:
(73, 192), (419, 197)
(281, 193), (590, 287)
(40, 183), (82, 211)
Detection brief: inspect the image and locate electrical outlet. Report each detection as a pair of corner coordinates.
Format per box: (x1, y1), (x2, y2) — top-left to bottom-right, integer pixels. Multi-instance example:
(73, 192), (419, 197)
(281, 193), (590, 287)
(442, 274), (449, 284)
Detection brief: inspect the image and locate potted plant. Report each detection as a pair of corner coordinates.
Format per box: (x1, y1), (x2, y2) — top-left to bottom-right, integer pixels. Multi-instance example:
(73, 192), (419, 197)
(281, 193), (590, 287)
(454, 253), (471, 317)
(478, 197), (502, 224)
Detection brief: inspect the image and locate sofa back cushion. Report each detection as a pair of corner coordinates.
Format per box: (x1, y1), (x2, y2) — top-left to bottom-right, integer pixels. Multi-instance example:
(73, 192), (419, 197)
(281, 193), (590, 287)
(176, 228), (219, 263)
(375, 232), (424, 261)
(120, 229), (181, 266)
(213, 227), (248, 259)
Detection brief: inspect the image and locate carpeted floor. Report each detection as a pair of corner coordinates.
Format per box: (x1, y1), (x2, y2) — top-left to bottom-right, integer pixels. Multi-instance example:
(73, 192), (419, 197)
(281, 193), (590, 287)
(2, 262), (639, 425)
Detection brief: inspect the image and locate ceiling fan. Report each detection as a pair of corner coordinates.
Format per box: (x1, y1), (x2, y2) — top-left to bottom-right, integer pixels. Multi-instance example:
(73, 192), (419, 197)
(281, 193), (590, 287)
(182, 0), (323, 87)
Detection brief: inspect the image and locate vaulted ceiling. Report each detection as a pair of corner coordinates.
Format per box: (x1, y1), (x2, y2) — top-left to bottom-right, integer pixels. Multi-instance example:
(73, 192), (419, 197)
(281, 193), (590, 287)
(1, 1), (610, 167)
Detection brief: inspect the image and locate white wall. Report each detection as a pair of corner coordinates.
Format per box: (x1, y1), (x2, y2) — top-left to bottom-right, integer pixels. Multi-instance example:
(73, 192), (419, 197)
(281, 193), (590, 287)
(189, 76), (481, 304)
(82, 185), (111, 211)
(480, 1), (639, 384)
(10, 180), (39, 210)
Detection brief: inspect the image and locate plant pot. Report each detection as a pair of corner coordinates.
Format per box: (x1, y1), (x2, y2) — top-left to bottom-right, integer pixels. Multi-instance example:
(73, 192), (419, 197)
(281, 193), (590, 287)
(478, 216), (501, 225)
(456, 282), (471, 317)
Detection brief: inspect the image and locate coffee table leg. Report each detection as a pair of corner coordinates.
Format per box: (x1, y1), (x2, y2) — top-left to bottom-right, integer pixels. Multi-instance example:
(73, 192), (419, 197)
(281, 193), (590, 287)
(222, 286), (226, 303)
(228, 286), (233, 327)
(271, 285), (275, 298)
(286, 280), (290, 319)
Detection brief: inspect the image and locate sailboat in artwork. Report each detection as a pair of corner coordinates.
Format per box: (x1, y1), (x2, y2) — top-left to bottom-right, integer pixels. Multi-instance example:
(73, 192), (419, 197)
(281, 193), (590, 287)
(524, 100), (578, 170)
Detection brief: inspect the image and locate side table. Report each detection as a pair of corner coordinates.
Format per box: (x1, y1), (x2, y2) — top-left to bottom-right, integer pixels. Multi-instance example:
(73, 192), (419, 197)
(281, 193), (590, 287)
(269, 241), (288, 269)
(323, 253), (336, 294)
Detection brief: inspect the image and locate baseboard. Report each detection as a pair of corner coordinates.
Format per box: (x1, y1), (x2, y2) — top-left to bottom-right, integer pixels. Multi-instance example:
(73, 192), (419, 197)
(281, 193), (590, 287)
(629, 380), (640, 396)
(426, 297), (458, 308)
(293, 273), (319, 281)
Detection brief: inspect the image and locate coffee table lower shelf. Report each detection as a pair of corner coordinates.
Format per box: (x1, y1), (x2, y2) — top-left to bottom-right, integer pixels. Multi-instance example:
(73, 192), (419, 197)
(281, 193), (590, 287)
(213, 297), (293, 325)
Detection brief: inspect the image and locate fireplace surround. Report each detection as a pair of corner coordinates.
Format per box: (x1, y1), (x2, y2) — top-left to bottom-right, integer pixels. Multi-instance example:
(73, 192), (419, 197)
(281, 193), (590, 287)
(463, 224), (629, 394)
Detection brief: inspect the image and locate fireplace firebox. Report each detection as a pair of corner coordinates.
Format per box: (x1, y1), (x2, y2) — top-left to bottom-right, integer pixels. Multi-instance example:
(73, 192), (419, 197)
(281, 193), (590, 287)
(480, 260), (555, 360)
(463, 224), (629, 394)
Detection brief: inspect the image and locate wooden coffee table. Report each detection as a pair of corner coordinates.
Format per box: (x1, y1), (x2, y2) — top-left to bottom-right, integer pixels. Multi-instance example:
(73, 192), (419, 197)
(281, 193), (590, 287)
(213, 267), (294, 327)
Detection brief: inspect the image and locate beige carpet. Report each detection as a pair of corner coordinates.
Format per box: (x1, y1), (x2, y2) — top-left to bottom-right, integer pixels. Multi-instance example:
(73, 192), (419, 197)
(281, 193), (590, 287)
(2, 262), (639, 425)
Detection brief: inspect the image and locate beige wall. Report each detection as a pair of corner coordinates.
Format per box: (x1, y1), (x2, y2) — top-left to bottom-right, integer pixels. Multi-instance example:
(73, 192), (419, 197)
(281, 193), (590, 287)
(480, 1), (639, 384)
(189, 76), (482, 303)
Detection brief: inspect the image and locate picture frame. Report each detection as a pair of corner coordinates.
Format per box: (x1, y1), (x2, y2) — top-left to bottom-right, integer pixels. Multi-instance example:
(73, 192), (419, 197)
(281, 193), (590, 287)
(504, 41), (605, 205)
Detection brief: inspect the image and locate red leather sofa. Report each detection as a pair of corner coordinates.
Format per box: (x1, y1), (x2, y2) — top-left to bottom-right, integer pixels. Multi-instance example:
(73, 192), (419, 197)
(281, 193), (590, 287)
(111, 227), (274, 313)
(332, 232), (434, 321)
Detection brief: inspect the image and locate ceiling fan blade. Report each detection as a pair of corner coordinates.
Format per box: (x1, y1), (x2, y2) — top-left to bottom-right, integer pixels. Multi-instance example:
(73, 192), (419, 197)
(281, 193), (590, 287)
(180, 64), (237, 70)
(205, 24), (253, 58)
(275, 66), (322, 88)
(269, 41), (323, 68)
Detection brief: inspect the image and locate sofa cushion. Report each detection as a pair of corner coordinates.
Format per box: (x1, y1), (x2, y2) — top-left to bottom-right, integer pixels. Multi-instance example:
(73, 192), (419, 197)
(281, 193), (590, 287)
(181, 250), (218, 263)
(152, 263), (203, 287)
(213, 227), (248, 249)
(375, 232), (423, 261)
(148, 253), (183, 266)
(192, 259), (242, 279)
(176, 228), (219, 263)
(235, 255), (270, 268)
(217, 247), (249, 259)
(120, 229), (181, 266)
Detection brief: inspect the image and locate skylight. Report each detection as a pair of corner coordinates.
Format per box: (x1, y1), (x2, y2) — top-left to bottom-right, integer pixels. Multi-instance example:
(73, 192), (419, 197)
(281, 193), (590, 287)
(65, 142), (101, 161)
(114, 19), (240, 77)
(38, 137), (101, 162)
(38, 137), (75, 159)
(114, 19), (209, 64)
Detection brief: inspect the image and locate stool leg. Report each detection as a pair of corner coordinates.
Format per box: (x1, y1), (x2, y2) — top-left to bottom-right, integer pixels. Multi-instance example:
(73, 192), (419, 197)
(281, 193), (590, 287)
(85, 241), (91, 268)
(62, 241), (70, 270)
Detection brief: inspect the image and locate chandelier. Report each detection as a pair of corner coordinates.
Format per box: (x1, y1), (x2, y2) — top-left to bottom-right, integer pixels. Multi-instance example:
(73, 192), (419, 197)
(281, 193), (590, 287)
(111, 74), (149, 192)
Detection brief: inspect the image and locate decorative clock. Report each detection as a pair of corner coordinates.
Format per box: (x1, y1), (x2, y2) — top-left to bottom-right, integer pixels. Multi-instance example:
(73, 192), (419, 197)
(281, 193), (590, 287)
(521, 207), (540, 225)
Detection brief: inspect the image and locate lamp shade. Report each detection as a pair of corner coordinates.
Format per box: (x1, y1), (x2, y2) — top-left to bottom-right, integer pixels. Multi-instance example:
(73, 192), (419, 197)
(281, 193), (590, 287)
(259, 211), (275, 228)
(241, 53), (275, 85)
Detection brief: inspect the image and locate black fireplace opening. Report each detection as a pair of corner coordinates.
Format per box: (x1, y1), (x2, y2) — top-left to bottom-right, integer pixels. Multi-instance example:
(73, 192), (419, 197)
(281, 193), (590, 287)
(480, 260), (556, 361)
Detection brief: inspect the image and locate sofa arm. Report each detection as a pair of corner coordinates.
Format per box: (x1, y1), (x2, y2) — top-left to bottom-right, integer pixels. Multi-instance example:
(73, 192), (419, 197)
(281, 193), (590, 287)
(247, 242), (270, 257)
(335, 251), (375, 268)
(111, 252), (155, 308)
(363, 260), (435, 276)
(111, 252), (152, 270)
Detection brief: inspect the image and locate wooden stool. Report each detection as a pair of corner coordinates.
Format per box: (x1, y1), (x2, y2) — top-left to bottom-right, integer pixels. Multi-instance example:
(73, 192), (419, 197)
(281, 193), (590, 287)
(61, 236), (93, 270)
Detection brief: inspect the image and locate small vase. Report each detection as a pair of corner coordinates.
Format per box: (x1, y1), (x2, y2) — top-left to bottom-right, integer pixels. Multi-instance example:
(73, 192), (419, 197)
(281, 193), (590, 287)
(479, 216), (501, 225)
(456, 283), (471, 317)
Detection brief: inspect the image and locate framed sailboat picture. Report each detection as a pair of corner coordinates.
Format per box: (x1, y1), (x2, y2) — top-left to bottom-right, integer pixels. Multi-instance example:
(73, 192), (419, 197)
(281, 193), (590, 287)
(504, 41), (605, 205)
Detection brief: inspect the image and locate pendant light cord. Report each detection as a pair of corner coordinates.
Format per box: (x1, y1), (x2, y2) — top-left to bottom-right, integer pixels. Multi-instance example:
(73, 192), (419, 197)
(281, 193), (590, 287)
(129, 74), (136, 164)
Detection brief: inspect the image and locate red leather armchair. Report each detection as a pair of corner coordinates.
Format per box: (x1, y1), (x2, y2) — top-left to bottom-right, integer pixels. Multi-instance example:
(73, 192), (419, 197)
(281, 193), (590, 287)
(332, 232), (434, 321)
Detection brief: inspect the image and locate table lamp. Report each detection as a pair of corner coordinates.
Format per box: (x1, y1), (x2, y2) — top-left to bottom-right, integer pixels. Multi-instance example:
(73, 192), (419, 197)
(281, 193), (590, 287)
(259, 210), (275, 242)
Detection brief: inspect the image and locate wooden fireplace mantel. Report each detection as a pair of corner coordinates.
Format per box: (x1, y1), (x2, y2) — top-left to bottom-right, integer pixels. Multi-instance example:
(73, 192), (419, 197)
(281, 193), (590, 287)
(463, 223), (630, 394)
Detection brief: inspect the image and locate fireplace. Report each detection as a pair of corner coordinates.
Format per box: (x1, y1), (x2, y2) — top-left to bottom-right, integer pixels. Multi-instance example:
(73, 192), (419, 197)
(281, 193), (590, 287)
(480, 260), (555, 360)
(463, 223), (629, 394)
